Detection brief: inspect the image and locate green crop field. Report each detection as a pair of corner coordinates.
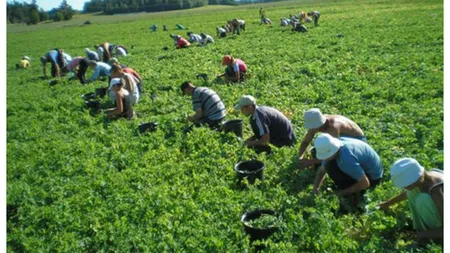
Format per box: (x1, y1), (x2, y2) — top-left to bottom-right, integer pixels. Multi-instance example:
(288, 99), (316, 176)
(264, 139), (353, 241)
(6, 0), (443, 251)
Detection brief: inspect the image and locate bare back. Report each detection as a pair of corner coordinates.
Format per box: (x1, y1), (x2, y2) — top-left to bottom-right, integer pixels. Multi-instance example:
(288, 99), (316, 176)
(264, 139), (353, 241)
(324, 115), (364, 137)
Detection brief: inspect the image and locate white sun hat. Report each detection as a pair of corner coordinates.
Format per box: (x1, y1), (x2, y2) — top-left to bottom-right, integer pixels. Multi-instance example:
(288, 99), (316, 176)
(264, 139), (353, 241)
(390, 158), (424, 188)
(234, 95), (256, 110)
(304, 108), (326, 129)
(313, 133), (343, 160)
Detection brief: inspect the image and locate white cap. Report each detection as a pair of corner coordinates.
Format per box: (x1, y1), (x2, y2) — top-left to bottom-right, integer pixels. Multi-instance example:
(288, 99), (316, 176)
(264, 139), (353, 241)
(390, 158), (424, 188)
(85, 48), (90, 53)
(110, 78), (121, 87)
(23, 56), (30, 60)
(304, 108), (326, 129)
(234, 95), (256, 110)
(313, 133), (343, 160)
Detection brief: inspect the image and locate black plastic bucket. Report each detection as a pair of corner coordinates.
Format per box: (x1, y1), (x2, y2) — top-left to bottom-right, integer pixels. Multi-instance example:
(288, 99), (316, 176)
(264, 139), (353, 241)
(234, 160), (265, 184)
(223, 119), (243, 138)
(85, 100), (100, 109)
(138, 122), (158, 134)
(82, 92), (96, 100)
(241, 209), (280, 241)
(95, 87), (108, 98)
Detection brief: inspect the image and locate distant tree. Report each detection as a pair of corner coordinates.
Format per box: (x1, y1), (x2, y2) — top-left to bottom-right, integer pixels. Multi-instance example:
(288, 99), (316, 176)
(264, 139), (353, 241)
(53, 11), (64, 21)
(58, 0), (75, 20)
(29, 9), (40, 24)
(39, 8), (49, 21)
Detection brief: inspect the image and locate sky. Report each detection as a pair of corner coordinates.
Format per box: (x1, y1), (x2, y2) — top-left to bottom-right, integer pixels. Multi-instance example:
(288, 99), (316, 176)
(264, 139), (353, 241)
(11, 0), (86, 11)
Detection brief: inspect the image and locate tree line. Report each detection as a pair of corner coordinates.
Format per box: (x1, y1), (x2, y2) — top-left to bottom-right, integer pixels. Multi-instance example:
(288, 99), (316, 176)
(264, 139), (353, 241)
(83, 0), (237, 15)
(7, 0), (76, 25)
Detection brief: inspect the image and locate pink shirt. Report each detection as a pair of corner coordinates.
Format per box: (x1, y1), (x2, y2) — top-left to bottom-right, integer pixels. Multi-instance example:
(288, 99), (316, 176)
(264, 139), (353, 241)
(67, 57), (84, 71)
(233, 59), (247, 72)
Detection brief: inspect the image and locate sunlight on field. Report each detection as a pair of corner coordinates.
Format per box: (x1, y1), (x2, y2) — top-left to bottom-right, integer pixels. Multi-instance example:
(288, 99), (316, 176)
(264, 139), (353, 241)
(6, 0), (443, 251)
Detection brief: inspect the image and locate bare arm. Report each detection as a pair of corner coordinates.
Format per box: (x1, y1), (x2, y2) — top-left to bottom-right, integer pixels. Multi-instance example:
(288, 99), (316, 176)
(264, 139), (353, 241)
(298, 130), (316, 158)
(106, 93), (124, 118)
(379, 191), (407, 211)
(313, 165), (326, 194)
(337, 174), (370, 197)
(246, 134), (270, 147)
(188, 108), (203, 122)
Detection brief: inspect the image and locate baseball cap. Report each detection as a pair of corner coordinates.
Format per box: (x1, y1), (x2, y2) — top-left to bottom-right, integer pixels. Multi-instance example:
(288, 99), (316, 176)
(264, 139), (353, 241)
(110, 78), (121, 87)
(313, 133), (343, 160)
(23, 56), (30, 60)
(222, 55), (232, 65)
(234, 95), (256, 110)
(390, 158), (425, 188)
(304, 108), (326, 129)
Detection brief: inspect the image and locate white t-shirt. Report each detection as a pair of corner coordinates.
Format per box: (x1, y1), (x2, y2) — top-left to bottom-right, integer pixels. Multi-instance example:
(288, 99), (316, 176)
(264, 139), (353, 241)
(201, 35), (214, 45)
(116, 47), (127, 56)
(217, 28), (226, 33)
(109, 74), (139, 104)
(189, 34), (202, 43)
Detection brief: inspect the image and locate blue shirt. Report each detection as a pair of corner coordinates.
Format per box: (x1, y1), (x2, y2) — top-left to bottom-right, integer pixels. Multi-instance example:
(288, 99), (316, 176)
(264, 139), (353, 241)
(333, 137), (383, 181)
(90, 62), (111, 82)
(47, 50), (59, 64)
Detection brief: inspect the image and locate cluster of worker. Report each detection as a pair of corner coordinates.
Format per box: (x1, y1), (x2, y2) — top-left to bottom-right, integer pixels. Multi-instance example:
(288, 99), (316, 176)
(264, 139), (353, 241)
(180, 77), (443, 242)
(15, 7), (442, 244)
(35, 44), (143, 119)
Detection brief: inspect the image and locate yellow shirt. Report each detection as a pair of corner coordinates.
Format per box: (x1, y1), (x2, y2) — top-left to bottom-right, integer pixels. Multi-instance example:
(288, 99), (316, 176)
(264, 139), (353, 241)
(19, 59), (30, 68)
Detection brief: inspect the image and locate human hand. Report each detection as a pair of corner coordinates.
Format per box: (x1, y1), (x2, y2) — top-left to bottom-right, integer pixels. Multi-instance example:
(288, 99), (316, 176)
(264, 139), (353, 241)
(378, 202), (390, 212)
(296, 160), (306, 170)
(186, 116), (195, 122)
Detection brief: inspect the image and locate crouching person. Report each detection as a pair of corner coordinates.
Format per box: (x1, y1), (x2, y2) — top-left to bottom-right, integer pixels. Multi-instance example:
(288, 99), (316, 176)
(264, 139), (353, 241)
(313, 133), (383, 214)
(105, 78), (136, 119)
(379, 158), (443, 244)
(234, 95), (295, 154)
(180, 81), (226, 129)
(16, 56), (31, 69)
(109, 63), (139, 105)
(217, 55), (247, 83)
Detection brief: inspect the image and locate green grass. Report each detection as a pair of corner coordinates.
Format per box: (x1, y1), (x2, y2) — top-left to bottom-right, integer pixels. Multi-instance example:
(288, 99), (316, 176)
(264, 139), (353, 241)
(7, 0), (443, 251)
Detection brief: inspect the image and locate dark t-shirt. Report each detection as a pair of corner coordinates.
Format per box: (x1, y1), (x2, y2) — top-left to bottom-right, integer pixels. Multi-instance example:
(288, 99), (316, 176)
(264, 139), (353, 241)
(249, 106), (295, 147)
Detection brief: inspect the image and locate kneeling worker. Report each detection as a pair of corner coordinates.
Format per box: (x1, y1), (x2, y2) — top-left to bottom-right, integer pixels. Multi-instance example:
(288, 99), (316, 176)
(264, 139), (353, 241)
(180, 81), (226, 129)
(313, 133), (383, 214)
(234, 95), (295, 152)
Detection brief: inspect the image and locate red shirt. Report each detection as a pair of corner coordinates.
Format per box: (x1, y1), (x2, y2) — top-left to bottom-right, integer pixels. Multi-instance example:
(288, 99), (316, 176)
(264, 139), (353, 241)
(177, 38), (190, 48)
(123, 68), (142, 83)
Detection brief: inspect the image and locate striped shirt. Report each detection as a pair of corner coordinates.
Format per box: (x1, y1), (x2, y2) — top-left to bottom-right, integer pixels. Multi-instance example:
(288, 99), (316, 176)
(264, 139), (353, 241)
(192, 87), (226, 121)
(250, 106), (295, 147)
